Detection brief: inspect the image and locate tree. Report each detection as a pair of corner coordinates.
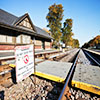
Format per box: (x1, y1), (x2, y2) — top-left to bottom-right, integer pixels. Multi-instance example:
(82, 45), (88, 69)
(82, 43), (89, 48)
(46, 3), (64, 48)
(62, 19), (74, 47)
(93, 35), (100, 46)
(82, 35), (100, 48)
(73, 39), (80, 48)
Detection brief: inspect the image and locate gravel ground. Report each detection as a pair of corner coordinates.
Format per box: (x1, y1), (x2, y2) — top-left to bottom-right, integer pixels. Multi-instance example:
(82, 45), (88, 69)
(0, 49), (100, 100)
(78, 50), (95, 65)
(0, 75), (63, 100)
(69, 87), (100, 100)
(59, 49), (79, 62)
(60, 49), (100, 100)
(1, 75), (100, 100)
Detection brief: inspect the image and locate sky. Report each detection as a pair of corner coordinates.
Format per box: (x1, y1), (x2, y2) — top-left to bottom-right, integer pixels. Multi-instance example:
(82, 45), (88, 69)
(0, 0), (100, 46)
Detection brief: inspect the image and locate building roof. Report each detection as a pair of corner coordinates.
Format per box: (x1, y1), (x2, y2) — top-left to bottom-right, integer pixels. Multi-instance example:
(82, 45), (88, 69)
(35, 26), (52, 39)
(0, 9), (18, 25)
(0, 9), (52, 39)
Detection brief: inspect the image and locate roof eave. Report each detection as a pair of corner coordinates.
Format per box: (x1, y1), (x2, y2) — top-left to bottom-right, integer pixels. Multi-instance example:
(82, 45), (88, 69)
(0, 22), (53, 40)
(0, 22), (36, 36)
(14, 13), (37, 32)
(36, 33), (53, 40)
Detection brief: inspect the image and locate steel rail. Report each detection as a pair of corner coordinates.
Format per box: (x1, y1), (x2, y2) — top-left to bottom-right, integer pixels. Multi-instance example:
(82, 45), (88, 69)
(84, 50), (100, 66)
(58, 49), (80, 100)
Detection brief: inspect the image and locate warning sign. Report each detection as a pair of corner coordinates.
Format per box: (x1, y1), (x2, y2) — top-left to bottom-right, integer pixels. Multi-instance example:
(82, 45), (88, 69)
(24, 55), (29, 64)
(15, 44), (34, 82)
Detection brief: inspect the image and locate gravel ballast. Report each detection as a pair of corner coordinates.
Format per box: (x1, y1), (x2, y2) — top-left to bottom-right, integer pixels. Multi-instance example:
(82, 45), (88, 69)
(0, 75), (62, 100)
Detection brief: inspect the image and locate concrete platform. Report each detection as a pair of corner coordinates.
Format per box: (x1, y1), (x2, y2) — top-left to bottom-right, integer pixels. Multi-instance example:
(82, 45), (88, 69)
(72, 64), (100, 95)
(84, 48), (100, 55)
(35, 60), (72, 83)
(35, 60), (100, 95)
(5, 55), (100, 95)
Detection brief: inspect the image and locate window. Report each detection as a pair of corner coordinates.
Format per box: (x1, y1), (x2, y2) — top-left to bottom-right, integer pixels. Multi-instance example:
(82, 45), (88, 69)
(16, 35), (21, 43)
(0, 35), (6, 43)
(22, 35), (31, 44)
(7, 36), (12, 43)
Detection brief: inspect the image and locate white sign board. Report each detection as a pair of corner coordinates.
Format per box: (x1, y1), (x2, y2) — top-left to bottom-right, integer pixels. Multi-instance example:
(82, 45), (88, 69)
(15, 44), (34, 82)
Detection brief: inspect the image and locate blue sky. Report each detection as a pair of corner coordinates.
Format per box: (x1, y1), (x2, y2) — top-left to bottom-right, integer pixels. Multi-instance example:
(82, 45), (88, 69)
(0, 0), (100, 46)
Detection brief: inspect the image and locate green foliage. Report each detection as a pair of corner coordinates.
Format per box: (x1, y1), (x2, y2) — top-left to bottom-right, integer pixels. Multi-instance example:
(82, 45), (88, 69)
(72, 39), (80, 48)
(82, 43), (89, 48)
(46, 3), (64, 47)
(82, 35), (100, 48)
(46, 4), (80, 48)
(61, 19), (80, 48)
(61, 19), (74, 47)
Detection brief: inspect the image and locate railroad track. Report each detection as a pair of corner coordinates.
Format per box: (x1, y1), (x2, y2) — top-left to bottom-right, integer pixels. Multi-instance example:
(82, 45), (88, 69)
(83, 49), (100, 66)
(0, 49), (78, 99)
(58, 50), (80, 100)
(0, 49), (77, 86)
(58, 49), (100, 100)
(0, 48), (100, 99)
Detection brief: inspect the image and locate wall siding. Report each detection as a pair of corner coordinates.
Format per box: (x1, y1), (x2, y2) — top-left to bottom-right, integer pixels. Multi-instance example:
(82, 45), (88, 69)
(35, 40), (42, 46)
(0, 45), (14, 50)
(35, 45), (42, 49)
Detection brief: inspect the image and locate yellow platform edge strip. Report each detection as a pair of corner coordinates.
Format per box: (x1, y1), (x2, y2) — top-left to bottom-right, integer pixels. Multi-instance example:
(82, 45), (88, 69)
(9, 64), (100, 95)
(9, 64), (65, 83)
(9, 64), (16, 68)
(34, 71), (65, 83)
(72, 80), (100, 95)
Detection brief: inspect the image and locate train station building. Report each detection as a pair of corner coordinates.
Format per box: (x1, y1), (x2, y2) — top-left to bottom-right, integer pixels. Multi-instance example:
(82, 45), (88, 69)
(0, 9), (52, 51)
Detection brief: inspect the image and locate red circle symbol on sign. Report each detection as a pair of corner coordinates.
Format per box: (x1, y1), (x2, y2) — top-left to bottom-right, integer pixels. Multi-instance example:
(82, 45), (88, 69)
(24, 55), (29, 64)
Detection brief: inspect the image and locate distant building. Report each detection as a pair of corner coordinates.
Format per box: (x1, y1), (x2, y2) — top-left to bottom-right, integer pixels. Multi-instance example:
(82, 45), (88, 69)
(0, 9), (52, 50)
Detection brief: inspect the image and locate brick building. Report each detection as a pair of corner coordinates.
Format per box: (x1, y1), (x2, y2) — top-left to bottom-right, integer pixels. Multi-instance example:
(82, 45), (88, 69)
(0, 9), (52, 50)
